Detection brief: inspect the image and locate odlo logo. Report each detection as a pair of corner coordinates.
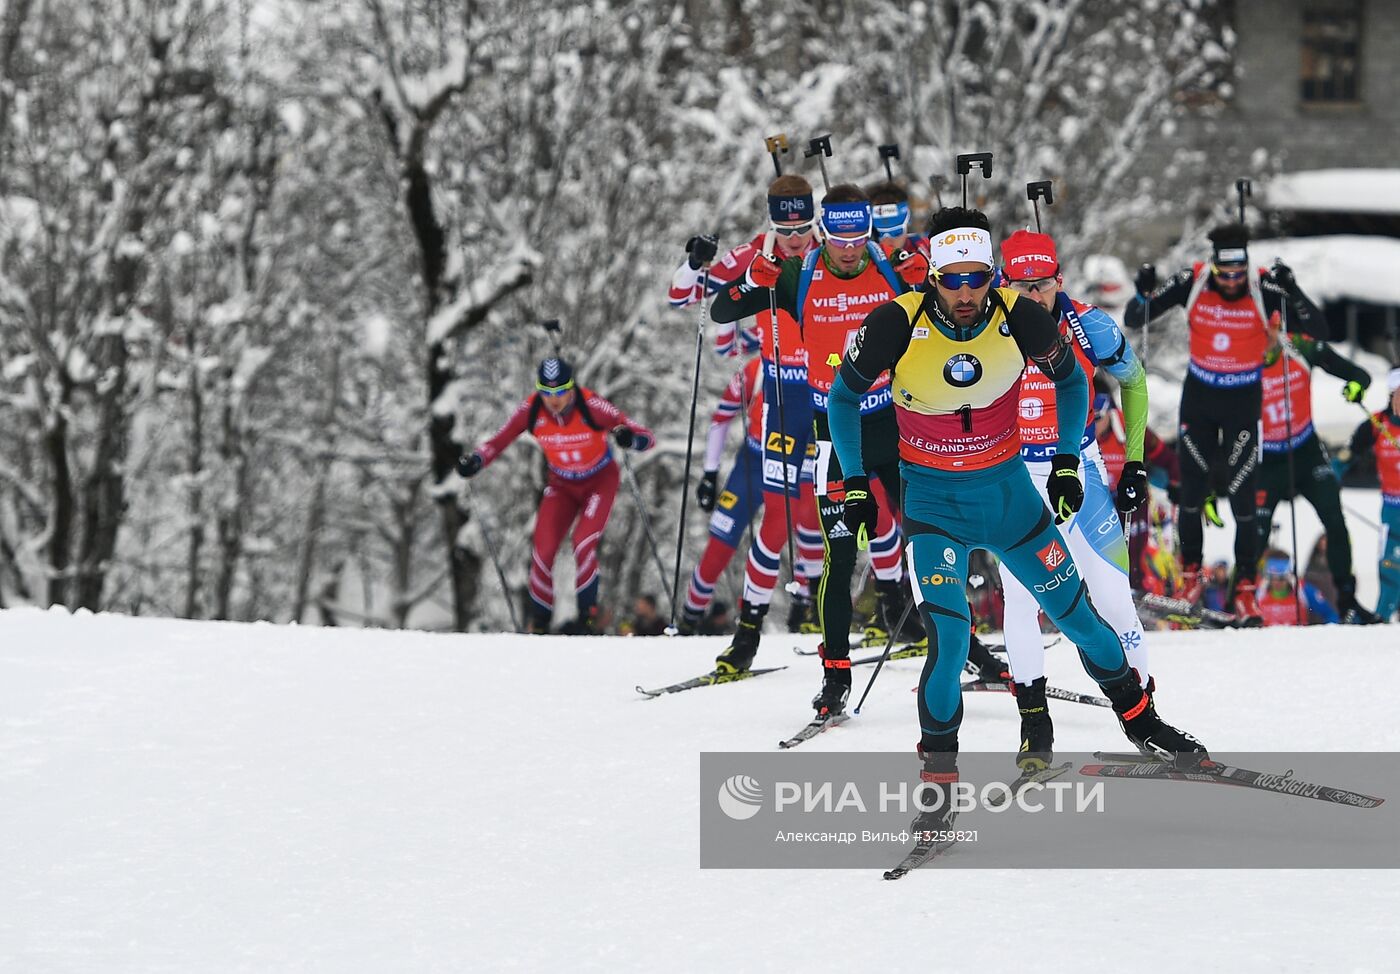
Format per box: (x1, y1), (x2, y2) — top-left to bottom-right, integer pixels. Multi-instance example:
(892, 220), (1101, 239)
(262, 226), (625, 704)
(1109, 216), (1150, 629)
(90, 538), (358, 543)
(717, 775), (764, 820)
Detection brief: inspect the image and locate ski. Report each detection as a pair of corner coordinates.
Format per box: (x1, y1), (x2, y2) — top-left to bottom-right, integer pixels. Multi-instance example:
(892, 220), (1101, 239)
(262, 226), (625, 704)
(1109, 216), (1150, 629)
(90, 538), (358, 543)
(635, 666), (787, 698)
(1043, 685), (1113, 708)
(792, 633), (874, 656)
(1079, 761), (1386, 809)
(859, 626), (900, 649)
(792, 641), (927, 663)
(987, 761), (1074, 808)
(884, 759), (1074, 878)
(959, 678), (1113, 708)
(801, 634), (1059, 662)
(980, 634), (1064, 652)
(1136, 593), (1242, 629)
(777, 711), (851, 749)
(1093, 750), (1156, 764)
(883, 830), (957, 880)
(851, 641), (929, 666)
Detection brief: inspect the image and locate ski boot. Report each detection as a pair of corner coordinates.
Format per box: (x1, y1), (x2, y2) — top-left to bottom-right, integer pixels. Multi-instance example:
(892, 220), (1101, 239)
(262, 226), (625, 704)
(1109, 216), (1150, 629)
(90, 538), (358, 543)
(1230, 573), (1263, 628)
(787, 593), (814, 634)
(1178, 563), (1206, 606)
(559, 605), (600, 635)
(715, 601), (767, 675)
(1105, 680), (1208, 768)
(913, 746), (960, 835)
(525, 602), (553, 635)
(877, 578), (927, 644)
(811, 644), (851, 716)
(1337, 576), (1382, 625)
(675, 606), (705, 637)
(967, 631), (1010, 684)
(1013, 677), (1054, 772)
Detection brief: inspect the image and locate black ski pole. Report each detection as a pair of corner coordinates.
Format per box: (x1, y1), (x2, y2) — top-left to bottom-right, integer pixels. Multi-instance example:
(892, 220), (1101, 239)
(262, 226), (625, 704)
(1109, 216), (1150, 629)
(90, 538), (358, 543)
(929, 174), (946, 209)
(665, 263), (713, 634)
(1140, 261), (1155, 369)
(1276, 268), (1301, 625)
(1027, 180), (1053, 233)
(878, 143), (900, 182)
(852, 597), (917, 715)
(805, 134), (833, 193)
(765, 133), (790, 177)
(767, 276), (802, 596)
(463, 482), (522, 632)
(955, 152), (993, 208)
(620, 449), (677, 622)
(1235, 177), (1252, 225)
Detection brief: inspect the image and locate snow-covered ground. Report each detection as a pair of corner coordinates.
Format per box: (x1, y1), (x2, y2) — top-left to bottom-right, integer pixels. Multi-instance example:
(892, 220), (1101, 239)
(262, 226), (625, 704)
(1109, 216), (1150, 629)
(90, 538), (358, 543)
(3, 607), (1398, 972)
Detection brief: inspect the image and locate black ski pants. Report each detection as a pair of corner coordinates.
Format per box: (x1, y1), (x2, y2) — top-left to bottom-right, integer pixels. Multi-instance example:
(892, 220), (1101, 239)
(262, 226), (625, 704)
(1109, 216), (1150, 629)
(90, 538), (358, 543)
(1177, 375), (1262, 577)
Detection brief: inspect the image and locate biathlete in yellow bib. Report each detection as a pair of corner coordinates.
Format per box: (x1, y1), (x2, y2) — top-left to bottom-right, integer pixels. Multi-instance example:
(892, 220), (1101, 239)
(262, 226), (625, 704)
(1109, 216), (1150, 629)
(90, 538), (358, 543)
(827, 206), (1208, 781)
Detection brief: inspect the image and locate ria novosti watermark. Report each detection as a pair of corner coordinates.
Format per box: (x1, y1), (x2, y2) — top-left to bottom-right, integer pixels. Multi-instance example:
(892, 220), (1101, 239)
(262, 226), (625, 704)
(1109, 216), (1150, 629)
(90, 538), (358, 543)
(700, 752), (1400, 869)
(716, 772), (1105, 820)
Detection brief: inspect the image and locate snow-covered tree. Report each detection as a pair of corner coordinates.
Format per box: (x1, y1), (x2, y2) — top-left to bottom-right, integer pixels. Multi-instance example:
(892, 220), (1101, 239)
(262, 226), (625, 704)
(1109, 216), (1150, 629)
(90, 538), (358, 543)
(0, 0), (1236, 629)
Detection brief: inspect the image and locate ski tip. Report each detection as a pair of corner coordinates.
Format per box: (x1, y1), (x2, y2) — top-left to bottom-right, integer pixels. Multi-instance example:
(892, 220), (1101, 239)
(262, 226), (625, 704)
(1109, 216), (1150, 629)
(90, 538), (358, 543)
(882, 868), (905, 881)
(635, 686), (660, 697)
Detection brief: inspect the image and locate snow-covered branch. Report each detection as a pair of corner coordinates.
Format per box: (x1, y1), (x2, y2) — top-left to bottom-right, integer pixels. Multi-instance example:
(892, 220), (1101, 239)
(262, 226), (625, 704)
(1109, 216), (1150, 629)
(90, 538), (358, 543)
(425, 241), (541, 346)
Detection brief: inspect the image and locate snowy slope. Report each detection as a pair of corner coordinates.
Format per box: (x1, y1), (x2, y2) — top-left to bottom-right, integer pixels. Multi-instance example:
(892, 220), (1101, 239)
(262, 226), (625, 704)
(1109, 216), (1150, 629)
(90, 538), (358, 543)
(3, 607), (1398, 973)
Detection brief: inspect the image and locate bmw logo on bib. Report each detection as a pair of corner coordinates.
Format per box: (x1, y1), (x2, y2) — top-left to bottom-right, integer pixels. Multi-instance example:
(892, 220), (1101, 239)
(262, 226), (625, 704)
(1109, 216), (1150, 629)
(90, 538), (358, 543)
(943, 353), (982, 388)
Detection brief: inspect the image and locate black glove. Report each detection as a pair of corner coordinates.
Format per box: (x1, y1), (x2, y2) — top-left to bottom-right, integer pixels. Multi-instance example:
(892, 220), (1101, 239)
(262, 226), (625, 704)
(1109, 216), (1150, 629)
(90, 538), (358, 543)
(1115, 460), (1149, 514)
(1134, 263), (1157, 297)
(1270, 260), (1297, 293)
(612, 426), (652, 451)
(1046, 454), (1083, 524)
(686, 234), (718, 270)
(841, 475), (878, 549)
(697, 471), (718, 512)
(458, 452), (483, 478)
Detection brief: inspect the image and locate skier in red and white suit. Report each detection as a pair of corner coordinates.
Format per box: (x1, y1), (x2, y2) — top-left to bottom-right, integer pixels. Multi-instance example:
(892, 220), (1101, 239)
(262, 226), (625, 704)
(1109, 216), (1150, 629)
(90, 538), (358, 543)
(459, 357), (654, 633)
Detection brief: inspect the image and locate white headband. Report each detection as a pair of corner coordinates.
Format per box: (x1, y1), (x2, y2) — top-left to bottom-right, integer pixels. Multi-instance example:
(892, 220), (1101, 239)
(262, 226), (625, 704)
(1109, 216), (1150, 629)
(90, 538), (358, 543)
(1388, 367), (1400, 393)
(930, 227), (994, 270)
